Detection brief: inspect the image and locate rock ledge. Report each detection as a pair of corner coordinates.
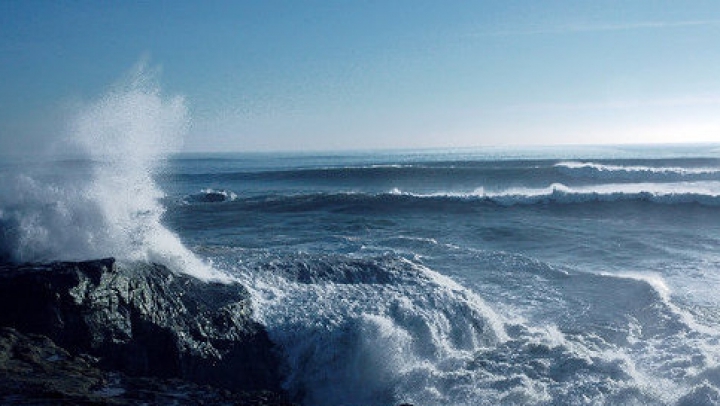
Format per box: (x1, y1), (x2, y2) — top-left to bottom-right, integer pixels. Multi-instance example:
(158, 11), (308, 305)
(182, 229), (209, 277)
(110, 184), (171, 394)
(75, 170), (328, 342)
(0, 258), (291, 404)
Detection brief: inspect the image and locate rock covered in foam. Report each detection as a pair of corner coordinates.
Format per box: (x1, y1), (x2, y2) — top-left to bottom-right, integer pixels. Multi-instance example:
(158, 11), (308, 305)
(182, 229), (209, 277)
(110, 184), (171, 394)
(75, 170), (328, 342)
(0, 258), (284, 395)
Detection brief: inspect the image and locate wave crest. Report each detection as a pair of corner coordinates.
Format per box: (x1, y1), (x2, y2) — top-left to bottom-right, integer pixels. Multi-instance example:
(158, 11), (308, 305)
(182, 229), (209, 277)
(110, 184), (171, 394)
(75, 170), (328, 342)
(235, 254), (507, 405)
(556, 161), (720, 181)
(0, 63), (225, 281)
(392, 182), (720, 206)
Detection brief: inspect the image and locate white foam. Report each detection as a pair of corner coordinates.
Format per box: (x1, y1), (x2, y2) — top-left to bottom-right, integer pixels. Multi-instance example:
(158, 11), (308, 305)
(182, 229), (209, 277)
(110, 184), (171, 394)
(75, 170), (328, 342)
(389, 181), (720, 206)
(557, 161), (720, 174)
(233, 255), (507, 406)
(601, 271), (718, 336)
(556, 161), (720, 182)
(0, 63), (227, 281)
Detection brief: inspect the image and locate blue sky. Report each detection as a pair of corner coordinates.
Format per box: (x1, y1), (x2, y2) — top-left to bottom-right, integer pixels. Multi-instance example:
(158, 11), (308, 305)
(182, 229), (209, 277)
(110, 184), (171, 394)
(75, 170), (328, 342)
(1, 1), (719, 153)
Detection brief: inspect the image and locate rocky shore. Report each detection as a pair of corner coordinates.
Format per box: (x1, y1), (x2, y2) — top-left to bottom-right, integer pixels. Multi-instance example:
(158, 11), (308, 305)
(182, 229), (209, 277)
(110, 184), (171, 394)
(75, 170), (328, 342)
(0, 258), (296, 405)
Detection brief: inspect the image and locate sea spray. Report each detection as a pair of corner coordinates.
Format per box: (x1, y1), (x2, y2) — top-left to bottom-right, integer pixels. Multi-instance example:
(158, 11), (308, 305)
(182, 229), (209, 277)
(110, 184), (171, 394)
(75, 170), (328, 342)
(0, 63), (225, 280)
(232, 254), (508, 405)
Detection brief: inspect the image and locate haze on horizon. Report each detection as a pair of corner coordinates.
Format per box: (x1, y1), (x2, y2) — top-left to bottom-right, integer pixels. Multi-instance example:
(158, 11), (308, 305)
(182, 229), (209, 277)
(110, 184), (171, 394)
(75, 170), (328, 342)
(1, 1), (719, 154)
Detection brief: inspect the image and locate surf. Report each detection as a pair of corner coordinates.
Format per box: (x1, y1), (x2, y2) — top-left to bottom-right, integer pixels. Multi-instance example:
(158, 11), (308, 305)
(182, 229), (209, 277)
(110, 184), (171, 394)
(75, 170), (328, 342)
(389, 182), (720, 207)
(0, 63), (225, 281)
(556, 160), (720, 181)
(229, 253), (508, 406)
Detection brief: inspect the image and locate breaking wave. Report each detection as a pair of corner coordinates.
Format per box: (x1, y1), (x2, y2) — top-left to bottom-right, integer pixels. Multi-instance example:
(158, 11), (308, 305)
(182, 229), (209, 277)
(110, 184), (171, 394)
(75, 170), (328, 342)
(220, 251), (720, 405)
(391, 182), (720, 206)
(0, 63), (225, 281)
(232, 254), (508, 406)
(556, 161), (720, 181)
(211, 182), (720, 215)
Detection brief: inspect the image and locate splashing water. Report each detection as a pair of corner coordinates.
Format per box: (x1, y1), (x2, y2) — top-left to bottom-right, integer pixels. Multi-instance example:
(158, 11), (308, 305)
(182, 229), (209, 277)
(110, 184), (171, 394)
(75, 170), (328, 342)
(230, 254), (508, 406)
(0, 63), (225, 281)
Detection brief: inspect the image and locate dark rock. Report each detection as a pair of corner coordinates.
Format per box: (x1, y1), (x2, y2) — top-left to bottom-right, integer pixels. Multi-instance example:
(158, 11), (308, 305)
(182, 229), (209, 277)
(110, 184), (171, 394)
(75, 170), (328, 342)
(0, 327), (295, 405)
(187, 189), (237, 203)
(0, 258), (284, 394)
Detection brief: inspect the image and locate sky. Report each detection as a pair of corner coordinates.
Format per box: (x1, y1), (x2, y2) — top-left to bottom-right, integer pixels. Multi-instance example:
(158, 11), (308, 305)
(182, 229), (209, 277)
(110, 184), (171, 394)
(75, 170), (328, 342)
(1, 0), (720, 153)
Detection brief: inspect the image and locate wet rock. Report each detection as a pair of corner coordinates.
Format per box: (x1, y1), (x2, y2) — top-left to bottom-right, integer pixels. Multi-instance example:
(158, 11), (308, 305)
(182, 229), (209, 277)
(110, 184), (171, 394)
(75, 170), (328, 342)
(0, 327), (294, 405)
(0, 258), (283, 393)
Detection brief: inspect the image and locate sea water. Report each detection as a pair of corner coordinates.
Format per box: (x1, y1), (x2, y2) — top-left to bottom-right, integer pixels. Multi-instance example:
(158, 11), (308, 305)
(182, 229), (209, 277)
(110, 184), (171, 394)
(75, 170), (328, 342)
(158, 147), (720, 405)
(3, 68), (720, 405)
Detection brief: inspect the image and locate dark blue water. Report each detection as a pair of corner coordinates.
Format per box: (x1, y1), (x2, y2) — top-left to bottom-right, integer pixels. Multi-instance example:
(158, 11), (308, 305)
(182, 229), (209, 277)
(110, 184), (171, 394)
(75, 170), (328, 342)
(147, 146), (720, 405)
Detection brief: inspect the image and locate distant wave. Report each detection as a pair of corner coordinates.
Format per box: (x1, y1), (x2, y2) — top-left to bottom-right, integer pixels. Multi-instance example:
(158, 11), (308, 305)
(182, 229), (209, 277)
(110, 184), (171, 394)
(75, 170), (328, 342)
(556, 161), (720, 181)
(171, 163), (547, 185)
(222, 182), (720, 213)
(173, 159), (720, 194)
(392, 182), (720, 206)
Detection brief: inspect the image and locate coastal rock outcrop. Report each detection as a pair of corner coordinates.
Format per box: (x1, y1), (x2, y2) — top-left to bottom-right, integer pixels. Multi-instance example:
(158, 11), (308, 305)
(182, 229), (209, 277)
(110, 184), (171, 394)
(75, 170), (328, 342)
(0, 258), (285, 396)
(0, 326), (293, 405)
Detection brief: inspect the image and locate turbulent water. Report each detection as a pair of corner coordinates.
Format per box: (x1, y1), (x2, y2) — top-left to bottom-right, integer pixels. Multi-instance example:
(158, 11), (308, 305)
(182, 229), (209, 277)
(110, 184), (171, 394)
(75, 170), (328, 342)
(154, 147), (720, 406)
(0, 66), (224, 281)
(3, 70), (720, 405)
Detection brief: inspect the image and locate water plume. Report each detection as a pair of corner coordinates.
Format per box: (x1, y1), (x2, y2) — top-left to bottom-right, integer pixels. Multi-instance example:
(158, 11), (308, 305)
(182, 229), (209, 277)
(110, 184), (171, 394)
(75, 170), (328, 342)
(0, 63), (225, 281)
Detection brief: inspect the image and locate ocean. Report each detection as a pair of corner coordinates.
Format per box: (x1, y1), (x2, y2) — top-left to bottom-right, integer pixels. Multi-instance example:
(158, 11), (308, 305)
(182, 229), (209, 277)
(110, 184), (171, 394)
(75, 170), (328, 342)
(161, 147), (720, 405)
(3, 74), (720, 405)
